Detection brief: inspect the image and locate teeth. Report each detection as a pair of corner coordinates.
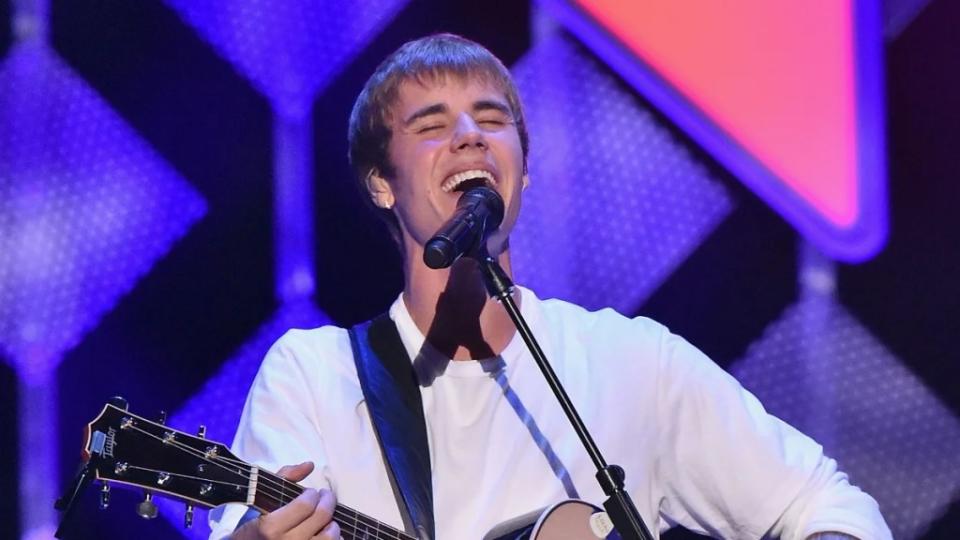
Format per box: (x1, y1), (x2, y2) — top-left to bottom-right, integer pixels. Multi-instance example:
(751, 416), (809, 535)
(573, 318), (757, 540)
(441, 169), (496, 193)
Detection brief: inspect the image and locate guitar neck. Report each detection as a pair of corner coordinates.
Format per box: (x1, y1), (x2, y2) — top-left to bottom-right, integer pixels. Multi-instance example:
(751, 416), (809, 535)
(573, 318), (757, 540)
(252, 469), (414, 540)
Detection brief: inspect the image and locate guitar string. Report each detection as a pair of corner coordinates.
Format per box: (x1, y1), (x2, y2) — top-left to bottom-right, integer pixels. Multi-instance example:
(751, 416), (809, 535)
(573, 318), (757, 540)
(207, 452), (407, 534)
(124, 423), (410, 540)
(130, 426), (404, 540)
(119, 462), (385, 540)
(124, 425), (405, 540)
(207, 455), (405, 539)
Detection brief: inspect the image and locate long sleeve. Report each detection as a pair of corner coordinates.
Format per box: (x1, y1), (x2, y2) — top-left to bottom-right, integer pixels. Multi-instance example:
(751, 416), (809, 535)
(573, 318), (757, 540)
(652, 328), (891, 539)
(768, 456), (889, 540)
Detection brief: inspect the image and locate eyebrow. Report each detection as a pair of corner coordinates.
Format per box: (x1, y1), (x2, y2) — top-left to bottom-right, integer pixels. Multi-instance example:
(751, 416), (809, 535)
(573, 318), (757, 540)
(473, 99), (512, 116)
(403, 103), (447, 127)
(402, 99), (512, 127)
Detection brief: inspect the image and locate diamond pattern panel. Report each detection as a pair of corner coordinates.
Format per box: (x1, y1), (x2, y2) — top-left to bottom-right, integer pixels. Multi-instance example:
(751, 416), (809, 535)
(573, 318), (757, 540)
(510, 32), (733, 313)
(730, 295), (960, 540)
(158, 298), (331, 538)
(885, 0), (935, 38)
(0, 43), (206, 380)
(163, 0), (410, 116)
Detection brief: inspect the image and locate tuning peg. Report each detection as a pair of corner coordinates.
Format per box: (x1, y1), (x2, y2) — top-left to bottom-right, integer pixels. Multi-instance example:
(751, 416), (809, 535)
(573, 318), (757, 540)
(108, 396), (129, 411)
(136, 492), (158, 519)
(157, 410), (167, 425)
(185, 503), (195, 528)
(99, 483), (111, 509)
(197, 425), (207, 438)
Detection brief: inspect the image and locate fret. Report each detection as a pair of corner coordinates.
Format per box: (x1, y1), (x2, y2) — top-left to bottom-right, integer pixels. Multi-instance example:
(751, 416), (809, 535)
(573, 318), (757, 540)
(358, 516), (370, 539)
(352, 506), (360, 539)
(254, 469), (414, 539)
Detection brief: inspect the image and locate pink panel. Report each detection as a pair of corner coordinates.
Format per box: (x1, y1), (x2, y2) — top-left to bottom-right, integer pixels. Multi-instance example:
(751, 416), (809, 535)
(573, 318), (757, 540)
(576, 0), (858, 227)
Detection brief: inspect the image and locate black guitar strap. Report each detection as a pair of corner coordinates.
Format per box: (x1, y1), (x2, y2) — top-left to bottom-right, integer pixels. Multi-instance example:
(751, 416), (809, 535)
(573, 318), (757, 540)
(348, 314), (435, 540)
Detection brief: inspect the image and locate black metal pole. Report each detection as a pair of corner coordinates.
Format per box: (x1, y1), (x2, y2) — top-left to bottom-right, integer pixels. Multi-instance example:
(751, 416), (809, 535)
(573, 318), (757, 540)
(54, 463), (94, 538)
(472, 250), (654, 540)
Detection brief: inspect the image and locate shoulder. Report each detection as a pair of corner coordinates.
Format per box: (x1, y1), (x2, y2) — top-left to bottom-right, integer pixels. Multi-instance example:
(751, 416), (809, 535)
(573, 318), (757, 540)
(526, 290), (728, 390)
(256, 324), (359, 388)
(532, 292), (670, 356)
(269, 324), (351, 359)
(518, 290), (679, 390)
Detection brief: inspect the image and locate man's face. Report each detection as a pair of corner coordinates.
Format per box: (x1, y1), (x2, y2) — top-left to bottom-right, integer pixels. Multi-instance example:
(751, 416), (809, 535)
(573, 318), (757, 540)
(381, 74), (525, 260)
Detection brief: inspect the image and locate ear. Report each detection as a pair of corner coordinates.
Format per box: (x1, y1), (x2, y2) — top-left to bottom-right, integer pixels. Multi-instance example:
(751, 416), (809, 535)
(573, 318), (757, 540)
(365, 170), (395, 210)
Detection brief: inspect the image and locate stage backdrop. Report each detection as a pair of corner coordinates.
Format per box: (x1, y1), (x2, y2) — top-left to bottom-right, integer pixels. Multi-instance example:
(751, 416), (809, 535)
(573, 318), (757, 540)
(0, 1), (957, 539)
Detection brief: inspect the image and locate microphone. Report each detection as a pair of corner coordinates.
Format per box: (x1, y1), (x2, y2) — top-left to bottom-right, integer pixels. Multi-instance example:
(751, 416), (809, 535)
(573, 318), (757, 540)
(423, 185), (504, 269)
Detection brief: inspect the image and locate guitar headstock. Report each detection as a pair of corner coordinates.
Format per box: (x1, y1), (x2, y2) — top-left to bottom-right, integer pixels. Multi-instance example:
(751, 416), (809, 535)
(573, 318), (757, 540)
(83, 398), (253, 516)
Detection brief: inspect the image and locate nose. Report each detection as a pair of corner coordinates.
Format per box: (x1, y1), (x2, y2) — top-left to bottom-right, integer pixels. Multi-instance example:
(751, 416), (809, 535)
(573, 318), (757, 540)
(450, 113), (486, 151)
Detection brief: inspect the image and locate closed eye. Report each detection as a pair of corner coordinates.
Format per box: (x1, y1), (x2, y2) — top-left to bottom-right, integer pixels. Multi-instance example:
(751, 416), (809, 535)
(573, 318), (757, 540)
(477, 114), (512, 130)
(415, 124), (446, 134)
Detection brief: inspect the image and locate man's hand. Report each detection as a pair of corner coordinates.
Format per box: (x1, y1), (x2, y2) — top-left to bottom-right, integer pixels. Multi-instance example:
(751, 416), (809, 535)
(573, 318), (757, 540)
(230, 461), (340, 540)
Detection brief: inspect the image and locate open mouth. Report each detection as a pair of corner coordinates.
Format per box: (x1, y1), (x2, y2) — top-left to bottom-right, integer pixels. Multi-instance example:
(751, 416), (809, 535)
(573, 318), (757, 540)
(454, 177), (490, 193)
(441, 169), (496, 193)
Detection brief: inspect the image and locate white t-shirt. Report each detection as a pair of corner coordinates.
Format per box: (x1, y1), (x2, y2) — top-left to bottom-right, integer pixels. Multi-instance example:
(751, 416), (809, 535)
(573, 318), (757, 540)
(209, 287), (890, 539)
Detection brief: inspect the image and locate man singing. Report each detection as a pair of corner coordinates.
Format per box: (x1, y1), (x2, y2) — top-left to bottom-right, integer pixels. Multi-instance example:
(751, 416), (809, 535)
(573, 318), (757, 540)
(211, 34), (891, 540)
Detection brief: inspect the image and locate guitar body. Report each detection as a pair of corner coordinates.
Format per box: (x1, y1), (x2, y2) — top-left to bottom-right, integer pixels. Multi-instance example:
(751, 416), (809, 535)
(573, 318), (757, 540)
(485, 499), (621, 540)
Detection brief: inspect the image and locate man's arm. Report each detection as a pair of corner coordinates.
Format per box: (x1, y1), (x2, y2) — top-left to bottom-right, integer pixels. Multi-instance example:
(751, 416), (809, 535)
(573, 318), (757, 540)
(652, 327), (891, 539)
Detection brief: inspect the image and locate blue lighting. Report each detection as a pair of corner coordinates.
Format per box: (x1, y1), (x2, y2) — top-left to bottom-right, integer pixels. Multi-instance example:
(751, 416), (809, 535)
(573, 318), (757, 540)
(0, 43), (206, 381)
(510, 32), (733, 314)
(164, 0), (411, 118)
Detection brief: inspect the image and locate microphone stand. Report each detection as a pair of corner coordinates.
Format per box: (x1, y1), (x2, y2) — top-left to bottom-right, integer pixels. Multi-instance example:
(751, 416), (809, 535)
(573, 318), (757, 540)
(54, 463), (94, 538)
(469, 246), (654, 540)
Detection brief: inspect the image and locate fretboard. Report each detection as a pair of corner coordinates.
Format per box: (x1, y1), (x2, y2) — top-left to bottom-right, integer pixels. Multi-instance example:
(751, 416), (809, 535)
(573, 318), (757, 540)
(253, 469), (417, 540)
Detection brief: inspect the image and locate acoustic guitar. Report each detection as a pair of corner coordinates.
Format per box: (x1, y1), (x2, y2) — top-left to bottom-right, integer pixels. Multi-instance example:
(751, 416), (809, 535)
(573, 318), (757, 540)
(65, 400), (620, 539)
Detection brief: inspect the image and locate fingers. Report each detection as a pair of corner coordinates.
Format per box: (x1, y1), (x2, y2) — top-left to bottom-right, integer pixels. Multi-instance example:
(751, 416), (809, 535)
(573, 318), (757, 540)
(248, 462), (332, 539)
(290, 488), (337, 539)
(312, 520), (341, 540)
(276, 460), (315, 482)
(259, 487), (322, 537)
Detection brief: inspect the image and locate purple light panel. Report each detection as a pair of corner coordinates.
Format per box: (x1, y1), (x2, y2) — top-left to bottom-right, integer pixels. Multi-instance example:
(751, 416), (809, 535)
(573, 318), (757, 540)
(159, 299), (331, 538)
(510, 32), (733, 313)
(730, 296), (960, 540)
(164, 0), (410, 116)
(0, 43), (206, 380)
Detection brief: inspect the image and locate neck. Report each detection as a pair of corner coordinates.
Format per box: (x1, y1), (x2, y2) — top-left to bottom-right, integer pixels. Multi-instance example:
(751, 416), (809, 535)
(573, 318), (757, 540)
(402, 243), (519, 361)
